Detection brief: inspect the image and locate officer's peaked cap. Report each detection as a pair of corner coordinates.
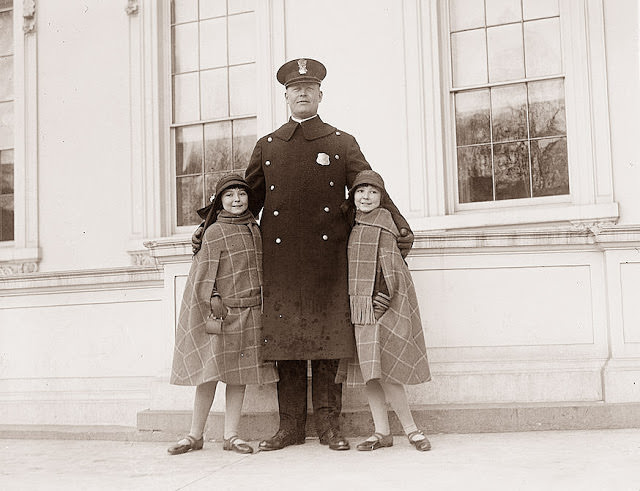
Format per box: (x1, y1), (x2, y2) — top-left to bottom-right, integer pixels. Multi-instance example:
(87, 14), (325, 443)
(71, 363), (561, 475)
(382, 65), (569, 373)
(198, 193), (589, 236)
(276, 58), (326, 87)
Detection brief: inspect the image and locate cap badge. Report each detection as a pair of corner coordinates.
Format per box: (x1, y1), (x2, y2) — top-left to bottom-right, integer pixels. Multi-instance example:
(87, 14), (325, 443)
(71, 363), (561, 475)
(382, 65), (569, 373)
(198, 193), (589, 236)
(297, 59), (308, 75)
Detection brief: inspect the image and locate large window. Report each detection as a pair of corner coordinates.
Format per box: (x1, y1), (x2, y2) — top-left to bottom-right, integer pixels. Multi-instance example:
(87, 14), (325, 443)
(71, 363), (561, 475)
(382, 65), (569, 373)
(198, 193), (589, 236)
(0, 0), (13, 241)
(171, 0), (257, 227)
(449, 0), (568, 206)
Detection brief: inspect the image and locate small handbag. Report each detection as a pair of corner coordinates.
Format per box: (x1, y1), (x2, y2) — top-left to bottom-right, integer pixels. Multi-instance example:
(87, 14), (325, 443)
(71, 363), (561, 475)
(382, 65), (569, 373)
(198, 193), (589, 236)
(205, 292), (224, 334)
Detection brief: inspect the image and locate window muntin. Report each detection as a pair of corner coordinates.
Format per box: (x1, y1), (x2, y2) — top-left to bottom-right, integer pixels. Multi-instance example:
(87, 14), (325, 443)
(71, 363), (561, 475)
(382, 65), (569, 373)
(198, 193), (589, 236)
(171, 0), (257, 227)
(0, 0), (13, 241)
(449, 0), (568, 205)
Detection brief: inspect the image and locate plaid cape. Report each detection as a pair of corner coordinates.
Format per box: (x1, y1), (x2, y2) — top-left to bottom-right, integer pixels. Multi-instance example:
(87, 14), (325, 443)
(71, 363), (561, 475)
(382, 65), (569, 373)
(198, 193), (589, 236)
(171, 211), (278, 386)
(337, 208), (430, 386)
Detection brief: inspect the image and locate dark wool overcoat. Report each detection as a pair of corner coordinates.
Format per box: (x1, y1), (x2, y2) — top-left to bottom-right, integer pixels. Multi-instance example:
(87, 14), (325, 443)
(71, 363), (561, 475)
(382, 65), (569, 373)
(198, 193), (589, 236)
(245, 116), (410, 360)
(171, 215), (278, 386)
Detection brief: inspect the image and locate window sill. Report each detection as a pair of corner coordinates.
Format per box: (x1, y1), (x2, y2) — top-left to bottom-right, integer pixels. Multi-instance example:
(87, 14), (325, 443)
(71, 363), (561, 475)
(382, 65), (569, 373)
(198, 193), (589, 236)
(0, 246), (41, 275)
(410, 202), (619, 232)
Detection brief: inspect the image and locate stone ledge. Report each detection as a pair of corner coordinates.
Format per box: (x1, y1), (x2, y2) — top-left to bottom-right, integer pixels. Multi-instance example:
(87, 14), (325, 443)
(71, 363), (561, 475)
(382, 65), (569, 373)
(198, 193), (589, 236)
(3, 402), (640, 441)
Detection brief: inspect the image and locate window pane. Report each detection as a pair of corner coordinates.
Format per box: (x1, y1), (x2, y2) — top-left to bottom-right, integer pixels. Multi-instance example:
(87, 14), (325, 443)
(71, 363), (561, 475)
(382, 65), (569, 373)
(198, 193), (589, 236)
(229, 0), (256, 15)
(451, 29), (487, 87)
(494, 141), (531, 200)
(487, 23), (524, 82)
(175, 125), (203, 176)
(455, 89), (490, 146)
(0, 10), (13, 57)
(524, 18), (562, 78)
(531, 137), (568, 197)
(0, 56), (13, 101)
(199, 0), (226, 19)
(0, 155), (12, 194)
(0, 101), (13, 149)
(229, 64), (255, 116)
(176, 175), (203, 226)
(204, 120), (232, 173)
(523, 0), (559, 20)
(449, 0), (484, 32)
(228, 12), (255, 65)
(491, 83), (527, 142)
(200, 67), (229, 119)
(457, 145), (493, 203)
(0, 193), (13, 241)
(200, 17), (227, 69)
(486, 0), (521, 25)
(233, 118), (256, 168)
(528, 79), (566, 138)
(172, 0), (198, 24)
(172, 23), (199, 74)
(173, 73), (199, 123)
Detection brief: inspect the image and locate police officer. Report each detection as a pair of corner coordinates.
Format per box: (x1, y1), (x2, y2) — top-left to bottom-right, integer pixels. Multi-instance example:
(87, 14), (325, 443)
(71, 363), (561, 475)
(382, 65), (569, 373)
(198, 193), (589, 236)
(193, 58), (414, 451)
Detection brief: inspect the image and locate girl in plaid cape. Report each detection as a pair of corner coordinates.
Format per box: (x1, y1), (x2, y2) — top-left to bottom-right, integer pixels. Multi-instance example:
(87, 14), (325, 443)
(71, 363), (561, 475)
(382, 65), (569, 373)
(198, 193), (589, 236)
(168, 174), (278, 456)
(337, 170), (432, 452)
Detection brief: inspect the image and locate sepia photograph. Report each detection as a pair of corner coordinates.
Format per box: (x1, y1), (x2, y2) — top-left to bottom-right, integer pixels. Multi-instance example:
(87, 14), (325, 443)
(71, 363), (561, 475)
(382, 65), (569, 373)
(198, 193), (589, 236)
(1, 0), (639, 489)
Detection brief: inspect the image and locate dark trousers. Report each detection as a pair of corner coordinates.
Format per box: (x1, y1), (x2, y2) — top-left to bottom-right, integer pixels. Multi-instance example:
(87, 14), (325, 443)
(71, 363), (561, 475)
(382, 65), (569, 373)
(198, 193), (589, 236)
(276, 359), (342, 437)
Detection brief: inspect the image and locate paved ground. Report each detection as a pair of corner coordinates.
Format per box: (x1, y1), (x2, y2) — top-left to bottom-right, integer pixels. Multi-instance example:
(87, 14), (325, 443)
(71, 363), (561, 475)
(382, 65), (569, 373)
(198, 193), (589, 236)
(1, 429), (639, 490)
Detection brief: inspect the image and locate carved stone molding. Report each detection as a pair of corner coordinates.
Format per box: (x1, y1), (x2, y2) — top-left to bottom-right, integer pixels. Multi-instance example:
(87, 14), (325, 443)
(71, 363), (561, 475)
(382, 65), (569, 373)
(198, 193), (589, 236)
(144, 237), (193, 264)
(23, 0), (35, 33)
(0, 261), (39, 276)
(412, 223), (640, 253)
(125, 0), (139, 15)
(129, 250), (158, 267)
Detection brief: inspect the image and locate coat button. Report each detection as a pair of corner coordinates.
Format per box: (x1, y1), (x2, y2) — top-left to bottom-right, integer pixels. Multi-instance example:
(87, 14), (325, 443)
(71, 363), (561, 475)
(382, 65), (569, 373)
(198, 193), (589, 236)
(273, 210), (279, 216)
(336, 131), (341, 136)
(329, 181), (334, 187)
(275, 238), (281, 244)
(322, 235), (328, 240)
(267, 137), (272, 142)
(265, 160), (271, 166)
(270, 185), (275, 190)
(240, 352), (244, 357)
(335, 155), (339, 159)
(324, 207), (329, 212)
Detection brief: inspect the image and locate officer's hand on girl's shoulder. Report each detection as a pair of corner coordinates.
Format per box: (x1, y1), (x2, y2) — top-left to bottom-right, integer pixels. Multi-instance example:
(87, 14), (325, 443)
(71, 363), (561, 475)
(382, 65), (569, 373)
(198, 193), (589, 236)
(397, 228), (414, 258)
(192, 225), (204, 255)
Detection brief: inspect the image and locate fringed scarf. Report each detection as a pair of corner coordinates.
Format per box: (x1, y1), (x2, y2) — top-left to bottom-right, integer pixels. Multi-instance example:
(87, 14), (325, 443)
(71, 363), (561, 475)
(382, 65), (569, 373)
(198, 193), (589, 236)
(215, 209), (263, 285)
(348, 208), (399, 325)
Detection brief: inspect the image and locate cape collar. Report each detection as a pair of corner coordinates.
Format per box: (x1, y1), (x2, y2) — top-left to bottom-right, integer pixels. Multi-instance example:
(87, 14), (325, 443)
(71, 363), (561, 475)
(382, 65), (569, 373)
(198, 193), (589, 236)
(272, 115), (336, 142)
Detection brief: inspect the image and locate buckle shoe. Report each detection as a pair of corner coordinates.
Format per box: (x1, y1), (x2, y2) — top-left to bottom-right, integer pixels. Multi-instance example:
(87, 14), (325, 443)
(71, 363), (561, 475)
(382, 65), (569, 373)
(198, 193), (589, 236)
(167, 435), (204, 455)
(356, 432), (393, 451)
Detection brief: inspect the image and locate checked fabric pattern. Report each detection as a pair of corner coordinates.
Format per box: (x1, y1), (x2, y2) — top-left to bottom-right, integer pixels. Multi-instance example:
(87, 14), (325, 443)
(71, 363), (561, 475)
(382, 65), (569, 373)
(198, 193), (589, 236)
(337, 208), (430, 387)
(171, 215), (278, 386)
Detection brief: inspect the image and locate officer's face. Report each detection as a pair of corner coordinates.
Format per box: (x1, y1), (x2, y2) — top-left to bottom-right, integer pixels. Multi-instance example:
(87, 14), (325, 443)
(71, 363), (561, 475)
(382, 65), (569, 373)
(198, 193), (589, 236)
(285, 82), (323, 119)
(221, 187), (249, 215)
(353, 185), (382, 213)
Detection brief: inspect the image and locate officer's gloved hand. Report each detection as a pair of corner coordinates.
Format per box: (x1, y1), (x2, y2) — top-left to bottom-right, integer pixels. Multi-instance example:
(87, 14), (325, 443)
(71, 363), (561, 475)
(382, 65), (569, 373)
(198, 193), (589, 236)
(397, 228), (414, 258)
(192, 225), (204, 255)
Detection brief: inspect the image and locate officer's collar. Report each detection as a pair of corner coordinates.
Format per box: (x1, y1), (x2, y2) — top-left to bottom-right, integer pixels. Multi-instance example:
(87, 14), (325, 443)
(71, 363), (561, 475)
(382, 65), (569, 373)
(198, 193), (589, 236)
(272, 115), (336, 142)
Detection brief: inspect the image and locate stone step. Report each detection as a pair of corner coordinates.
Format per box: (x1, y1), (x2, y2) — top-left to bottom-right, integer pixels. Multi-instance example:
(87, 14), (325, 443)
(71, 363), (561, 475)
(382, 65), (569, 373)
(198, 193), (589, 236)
(138, 402), (640, 440)
(3, 402), (640, 442)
